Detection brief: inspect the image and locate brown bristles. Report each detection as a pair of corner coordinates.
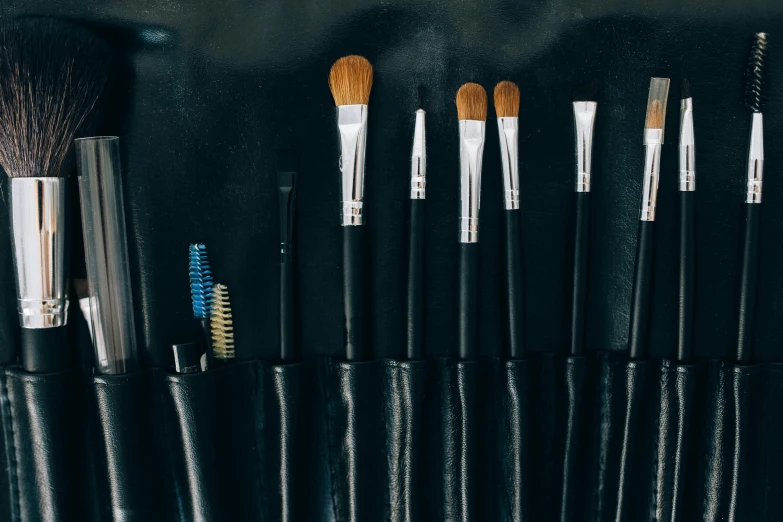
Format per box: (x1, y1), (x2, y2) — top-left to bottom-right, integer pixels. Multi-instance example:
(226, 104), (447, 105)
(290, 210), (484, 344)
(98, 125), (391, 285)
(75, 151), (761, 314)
(493, 81), (520, 118)
(456, 83), (487, 121)
(329, 55), (373, 106)
(645, 99), (663, 130)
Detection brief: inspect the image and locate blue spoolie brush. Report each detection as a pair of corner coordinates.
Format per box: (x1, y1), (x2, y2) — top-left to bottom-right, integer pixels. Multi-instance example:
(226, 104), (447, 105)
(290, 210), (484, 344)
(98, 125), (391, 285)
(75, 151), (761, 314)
(189, 243), (214, 368)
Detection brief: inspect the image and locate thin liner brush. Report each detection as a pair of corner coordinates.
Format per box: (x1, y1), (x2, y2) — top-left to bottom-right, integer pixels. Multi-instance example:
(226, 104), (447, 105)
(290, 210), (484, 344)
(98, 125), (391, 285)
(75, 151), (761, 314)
(329, 55), (373, 361)
(736, 33), (768, 364)
(456, 83), (487, 361)
(678, 79), (696, 362)
(628, 78), (670, 360)
(277, 149), (298, 362)
(189, 243), (213, 369)
(570, 82), (598, 356)
(494, 81), (526, 359)
(0, 19), (112, 373)
(407, 87), (426, 360)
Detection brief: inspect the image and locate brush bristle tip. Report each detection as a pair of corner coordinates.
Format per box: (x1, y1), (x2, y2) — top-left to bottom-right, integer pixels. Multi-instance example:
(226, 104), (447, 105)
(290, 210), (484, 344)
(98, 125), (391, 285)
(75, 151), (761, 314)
(456, 82), (488, 121)
(493, 81), (520, 118)
(329, 55), (373, 106)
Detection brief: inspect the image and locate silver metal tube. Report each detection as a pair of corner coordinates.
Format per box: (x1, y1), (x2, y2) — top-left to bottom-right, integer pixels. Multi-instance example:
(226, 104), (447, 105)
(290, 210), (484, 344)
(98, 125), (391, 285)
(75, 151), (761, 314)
(573, 102), (597, 193)
(337, 104), (368, 225)
(497, 116), (520, 209)
(9, 177), (69, 328)
(679, 98), (696, 192)
(76, 136), (138, 374)
(640, 129), (663, 221)
(746, 112), (764, 203)
(410, 109), (426, 199)
(458, 120), (486, 243)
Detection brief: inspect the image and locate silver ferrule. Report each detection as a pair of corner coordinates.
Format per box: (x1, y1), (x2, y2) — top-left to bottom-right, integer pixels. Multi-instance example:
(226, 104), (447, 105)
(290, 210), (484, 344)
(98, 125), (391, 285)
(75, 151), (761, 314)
(8, 178), (69, 328)
(679, 98), (696, 191)
(337, 104), (368, 225)
(459, 120), (486, 243)
(497, 117), (520, 209)
(573, 101), (597, 193)
(640, 129), (663, 221)
(410, 109), (426, 199)
(746, 112), (764, 203)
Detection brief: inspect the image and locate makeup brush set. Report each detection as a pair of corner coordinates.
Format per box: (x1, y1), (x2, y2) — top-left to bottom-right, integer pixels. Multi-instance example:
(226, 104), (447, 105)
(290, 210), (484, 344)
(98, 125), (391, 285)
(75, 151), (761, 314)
(2, 11), (783, 522)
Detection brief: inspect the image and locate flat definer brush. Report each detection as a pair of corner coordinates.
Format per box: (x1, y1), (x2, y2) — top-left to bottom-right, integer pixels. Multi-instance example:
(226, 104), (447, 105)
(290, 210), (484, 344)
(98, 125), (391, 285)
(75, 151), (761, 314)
(678, 79), (696, 362)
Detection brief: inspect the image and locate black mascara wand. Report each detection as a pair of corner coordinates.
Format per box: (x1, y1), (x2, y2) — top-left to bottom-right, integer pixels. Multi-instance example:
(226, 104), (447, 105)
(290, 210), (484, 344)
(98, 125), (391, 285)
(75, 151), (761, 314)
(736, 32), (768, 364)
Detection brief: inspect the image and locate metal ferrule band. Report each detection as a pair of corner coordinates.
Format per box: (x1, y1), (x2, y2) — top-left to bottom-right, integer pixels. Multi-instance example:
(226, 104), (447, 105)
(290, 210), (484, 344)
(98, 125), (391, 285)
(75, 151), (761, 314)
(9, 177), (69, 328)
(573, 101), (597, 193)
(640, 129), (663, 221)
(497, 117), (520, 209)
(746, 112), (764, 204)
(337, 104), (368, 225)
(410, 109), (426, 199)
(679, 98), (696, 191)
(459, 120), (486, 243)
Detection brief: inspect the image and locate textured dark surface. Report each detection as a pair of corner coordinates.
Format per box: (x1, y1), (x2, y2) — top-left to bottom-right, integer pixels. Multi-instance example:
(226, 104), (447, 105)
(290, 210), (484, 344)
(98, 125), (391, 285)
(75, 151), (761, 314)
(0, 2), (782, 366)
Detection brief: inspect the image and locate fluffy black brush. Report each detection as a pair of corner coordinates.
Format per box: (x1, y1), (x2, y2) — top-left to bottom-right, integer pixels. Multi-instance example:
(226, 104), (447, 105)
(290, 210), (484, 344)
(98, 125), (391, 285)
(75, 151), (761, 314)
(0, 18), (112, 373)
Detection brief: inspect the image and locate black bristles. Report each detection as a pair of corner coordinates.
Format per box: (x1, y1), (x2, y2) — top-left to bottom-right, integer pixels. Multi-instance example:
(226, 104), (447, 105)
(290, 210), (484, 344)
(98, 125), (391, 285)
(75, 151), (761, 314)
(745, 32), (768, 113)
(0, 18), (113, 178)
(276, 148), (298, 185)
(680, 78), (692, 99)
(573, 80), (599, 102)
(417, 85), (424, 109)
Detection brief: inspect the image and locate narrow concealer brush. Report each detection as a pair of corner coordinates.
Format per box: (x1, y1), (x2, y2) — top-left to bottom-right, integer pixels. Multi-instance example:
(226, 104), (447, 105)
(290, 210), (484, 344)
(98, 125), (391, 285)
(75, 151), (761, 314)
(407, 87), (426, 360)
(736, 33), (768, 364)
(456, 83), (488, 361)
(678, 79), (696, 362)
(570, 83), (598, 357)
(329, 55), (373, 361)
(628, 78), (670, 360)
(494, 81), (526, 359)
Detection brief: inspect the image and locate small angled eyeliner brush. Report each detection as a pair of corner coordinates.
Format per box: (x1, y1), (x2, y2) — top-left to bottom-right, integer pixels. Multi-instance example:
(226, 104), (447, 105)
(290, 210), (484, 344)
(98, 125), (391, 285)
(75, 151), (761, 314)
(407, 87), (426, 360)
(678, 79), (696, 363)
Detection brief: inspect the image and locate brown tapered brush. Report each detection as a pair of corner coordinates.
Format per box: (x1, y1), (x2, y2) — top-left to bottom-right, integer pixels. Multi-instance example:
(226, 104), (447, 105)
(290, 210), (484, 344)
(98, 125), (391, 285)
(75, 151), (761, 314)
(456, 82), (487, 360)
(0, 18), (113, 373)
(328, 55), (374, 360)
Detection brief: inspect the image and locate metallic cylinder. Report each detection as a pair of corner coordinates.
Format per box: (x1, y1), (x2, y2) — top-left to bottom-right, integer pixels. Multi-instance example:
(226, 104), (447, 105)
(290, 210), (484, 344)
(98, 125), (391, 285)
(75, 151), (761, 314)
(497, 116), (520, 209)
(9, 177), (69, 328)
(573, 102), (597, 193)
(410, 109), (426, 199)
(746, 112), (764, 204)
(458, 120), (486, 243)
(76, 136), (138, 374)
(679, 98), (696, 192)
(640, 129), (663, 221)
(337, 104), (368, 225)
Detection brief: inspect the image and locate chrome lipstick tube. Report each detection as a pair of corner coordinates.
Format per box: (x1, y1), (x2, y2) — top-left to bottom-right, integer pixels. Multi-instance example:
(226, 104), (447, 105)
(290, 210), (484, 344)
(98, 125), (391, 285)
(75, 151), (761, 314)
(337, 104), (369, 225)
(410, 108), (426, 199)
(746, 113), (764, 203)
(9, 178), (69, 328)
(458, 120), (486, 243)
(497, 116), (520, 209)
(573, 102), (597, 193)
(679, 98), (696, 192)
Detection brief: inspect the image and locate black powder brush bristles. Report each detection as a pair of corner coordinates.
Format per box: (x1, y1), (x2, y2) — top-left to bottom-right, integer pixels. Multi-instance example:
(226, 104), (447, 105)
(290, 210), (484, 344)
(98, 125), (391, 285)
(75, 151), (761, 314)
(277, 148), (298, 362)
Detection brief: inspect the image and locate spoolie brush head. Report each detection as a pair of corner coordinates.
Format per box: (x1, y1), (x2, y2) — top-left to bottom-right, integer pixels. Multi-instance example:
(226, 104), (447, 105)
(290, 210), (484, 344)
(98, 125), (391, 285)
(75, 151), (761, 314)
(456, 83), (487, 121)
(493, 81), (520, 118)
(329, 55), (373, 106)
(211, 284), (235, 360)
(189, 244), (214, 320)
(745, 32), (768, 113)
(680, 78), (692, 99)
(0, 18), (113, 178)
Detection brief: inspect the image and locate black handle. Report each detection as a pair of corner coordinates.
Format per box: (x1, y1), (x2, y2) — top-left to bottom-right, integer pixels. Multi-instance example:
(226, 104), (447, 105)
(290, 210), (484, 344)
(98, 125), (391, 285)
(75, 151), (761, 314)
(458, 243), (479, 360)
(737, 203), (760, 363)
(628, 220), (655, 360)
(570, 192), (590, 356)
(677, 191), (696, 362)
(21, 326), (73, 373)
(407, 199), (425, 360)
(504, 210), (526, 359)
(344, 225), (367, 361)
(280, 255), (295, 361)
